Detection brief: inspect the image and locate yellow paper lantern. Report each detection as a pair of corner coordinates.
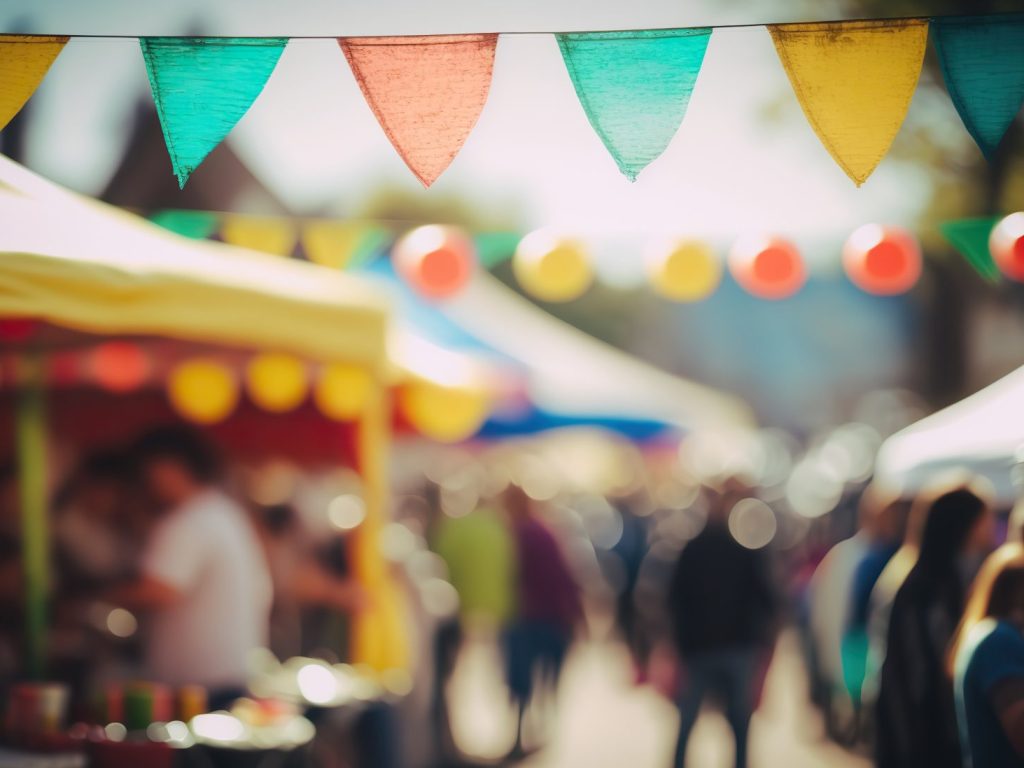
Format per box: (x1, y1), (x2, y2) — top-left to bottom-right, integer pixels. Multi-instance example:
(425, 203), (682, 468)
(168, 359), (238, 425)
(646, 238), (721, 301)
(246, 353), (309, 413)
(314, 363), (373, 421)
(399, 380), (490, 443)
(513, 230), (592, 303)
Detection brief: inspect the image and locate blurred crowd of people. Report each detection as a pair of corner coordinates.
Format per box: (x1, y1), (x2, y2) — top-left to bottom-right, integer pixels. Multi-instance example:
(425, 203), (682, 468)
(4, 422), (1024, 768)
(799, 476), (1024, 768)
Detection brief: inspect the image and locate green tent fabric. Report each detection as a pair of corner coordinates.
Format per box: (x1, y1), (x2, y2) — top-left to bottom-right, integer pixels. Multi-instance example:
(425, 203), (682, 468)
(556, 28), (712, 181)
(141, 37), (287, 187)
(940, 217), (1001, 282)
(433, 507), (516, 625)
(932, 15), (1024, 159)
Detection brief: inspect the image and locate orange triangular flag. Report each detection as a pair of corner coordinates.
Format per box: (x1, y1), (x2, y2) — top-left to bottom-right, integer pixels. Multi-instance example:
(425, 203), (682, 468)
(340, 34), (497, 187)
(0, 35), (68, 131)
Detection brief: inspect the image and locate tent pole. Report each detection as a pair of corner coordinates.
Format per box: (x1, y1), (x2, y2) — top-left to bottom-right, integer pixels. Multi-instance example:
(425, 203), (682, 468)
(352, 374), (408, 672)
(16, 353), (48, 680)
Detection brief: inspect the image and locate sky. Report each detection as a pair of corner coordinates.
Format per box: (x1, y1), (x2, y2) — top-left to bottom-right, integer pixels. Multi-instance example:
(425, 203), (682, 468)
(2, 0), (969, 283)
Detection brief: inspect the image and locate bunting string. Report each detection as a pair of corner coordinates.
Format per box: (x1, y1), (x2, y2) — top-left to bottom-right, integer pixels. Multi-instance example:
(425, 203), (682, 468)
(0, 12), (1020, 188)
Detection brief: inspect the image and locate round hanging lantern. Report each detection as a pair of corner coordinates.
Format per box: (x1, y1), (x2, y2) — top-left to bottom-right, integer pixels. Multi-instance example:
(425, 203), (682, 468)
(399, 380), (490, 443)
(989, 212), (1024, 282)
(246, 353), (308, 413)
(394, 225), (475, 300)
(728, 235), (806, 300)
(646, 238), (721, 301)
(513, 230), (593, 303)
(314, 363), (372, 421)
(91, 341), (150, 393)
(842, 224), (922, 295)
(168, 359), (238, 425)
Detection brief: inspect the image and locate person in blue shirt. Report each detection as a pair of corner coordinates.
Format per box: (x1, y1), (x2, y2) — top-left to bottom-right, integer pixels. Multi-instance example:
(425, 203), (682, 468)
(951, 543), (1024, 768)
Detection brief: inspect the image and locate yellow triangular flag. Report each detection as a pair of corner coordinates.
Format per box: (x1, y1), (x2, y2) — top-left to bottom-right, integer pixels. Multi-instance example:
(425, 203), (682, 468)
(221, 214), (297, 257)
(0, 35), (68, 131)
(769, 20), (927, 185)
(302, 220), (369, 269)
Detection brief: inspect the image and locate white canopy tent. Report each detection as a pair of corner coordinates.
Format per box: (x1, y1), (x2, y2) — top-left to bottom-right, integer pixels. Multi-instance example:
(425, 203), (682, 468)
(874, 365), (1024, 506)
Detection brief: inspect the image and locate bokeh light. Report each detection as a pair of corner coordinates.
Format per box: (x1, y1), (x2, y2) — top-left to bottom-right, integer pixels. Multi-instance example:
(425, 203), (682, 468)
(842, 224), (921, 295)
(246, 353), (308, 413)
(728, 234), (806, 300)
(167, 358), (239, 425)
(646, 238), (721, 302)
(727, 497), (777, 549)
(513, 229), (593, 303)
(989, 212), (1024, 281)
(394, 225), (476, 300)
(90, 341), (150, 393)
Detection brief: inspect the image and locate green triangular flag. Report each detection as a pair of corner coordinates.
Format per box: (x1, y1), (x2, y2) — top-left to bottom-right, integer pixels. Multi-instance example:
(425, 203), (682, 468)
(140, 37), (287, 187)
(939, 217), (1001, 281)
(556, 28), (712, 181)
(149, 209), (220, 239)
(475, 231), (521, 268)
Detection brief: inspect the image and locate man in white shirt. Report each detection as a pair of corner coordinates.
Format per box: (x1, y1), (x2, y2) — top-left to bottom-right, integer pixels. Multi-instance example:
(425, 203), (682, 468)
(110, 428), (272, 704)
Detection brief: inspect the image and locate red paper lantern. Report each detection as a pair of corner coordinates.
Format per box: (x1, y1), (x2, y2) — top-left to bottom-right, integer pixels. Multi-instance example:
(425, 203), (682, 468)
(728, 235), (806, 300)
(842, 224), (922, 295)
(394, 225), (475, 300)
(91, 342), (149, 393)
(989, 212), (1024, 282)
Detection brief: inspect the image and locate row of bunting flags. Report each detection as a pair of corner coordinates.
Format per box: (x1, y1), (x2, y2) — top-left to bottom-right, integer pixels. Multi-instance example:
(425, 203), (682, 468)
(1, 14), (1023, 187)
(145, 206), (1024, 303)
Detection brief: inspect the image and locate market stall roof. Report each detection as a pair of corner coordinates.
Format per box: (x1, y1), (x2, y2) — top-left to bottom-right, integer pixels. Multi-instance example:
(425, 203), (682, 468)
(363, 259), (755, 435)
(0, 154), (389, 369)
(875, 364), (1024, 506)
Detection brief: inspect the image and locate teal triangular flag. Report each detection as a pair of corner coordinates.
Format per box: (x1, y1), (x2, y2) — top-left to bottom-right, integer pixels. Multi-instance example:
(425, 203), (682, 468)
(140, 37), (287, 187)
(932, 15), (1024, 159)
(556, 28), (712, 181)
(149, 208), (220, 239)
(940, 217), (1001, 282)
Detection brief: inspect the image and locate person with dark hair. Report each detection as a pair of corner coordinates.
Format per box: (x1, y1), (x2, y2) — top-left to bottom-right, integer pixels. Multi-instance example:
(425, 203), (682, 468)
(667, 483), (779, 768)
(875, 484), (995, 768)
(950, 543), (1024, 768)
(108, 427), (272, 706)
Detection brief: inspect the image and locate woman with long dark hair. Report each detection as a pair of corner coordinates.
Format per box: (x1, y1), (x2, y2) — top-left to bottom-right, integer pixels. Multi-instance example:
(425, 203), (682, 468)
(875, 483), (994, 768)
(950, 544), (1024, 768)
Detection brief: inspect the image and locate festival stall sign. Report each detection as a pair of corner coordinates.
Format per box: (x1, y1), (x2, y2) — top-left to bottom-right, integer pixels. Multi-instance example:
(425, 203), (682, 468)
(1, 12), (1022, 187)
(0, 154), (411, 678)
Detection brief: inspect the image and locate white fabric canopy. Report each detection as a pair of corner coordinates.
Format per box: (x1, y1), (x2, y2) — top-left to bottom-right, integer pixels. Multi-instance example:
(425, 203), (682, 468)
(874, 365), (1024, 506)
(442, 274), (756, 433)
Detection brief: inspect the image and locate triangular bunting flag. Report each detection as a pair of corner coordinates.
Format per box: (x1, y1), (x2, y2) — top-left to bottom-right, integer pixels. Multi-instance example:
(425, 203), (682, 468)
(149, 209), (220, 239)
(221, 214), (297, 257)
(475, 231), (522, 268)
(769, 20), (927, 185)
(0, 35), (68, 131)
(340, 34), (498, 187)
(302, 220), (389, 269)
(932, 15), (1024, 159)
(140, 37), (287, 188)
(940, 217), (1001, 282)
(556, 28), (712, 181)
